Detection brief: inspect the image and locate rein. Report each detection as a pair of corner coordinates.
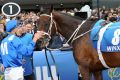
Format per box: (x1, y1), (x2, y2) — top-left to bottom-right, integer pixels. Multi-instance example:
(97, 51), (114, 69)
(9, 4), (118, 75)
(40, 13), (90, 45)
(65, 19), (87, 44)
(40, 13), (88, 45)
(39, 14), (60, 80)
(44, 45), (60, 80)
(44, 48), (54, 80)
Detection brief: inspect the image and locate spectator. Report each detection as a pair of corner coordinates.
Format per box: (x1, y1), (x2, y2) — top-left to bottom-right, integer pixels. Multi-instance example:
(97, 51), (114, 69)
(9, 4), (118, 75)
(21, 23), (35, 80)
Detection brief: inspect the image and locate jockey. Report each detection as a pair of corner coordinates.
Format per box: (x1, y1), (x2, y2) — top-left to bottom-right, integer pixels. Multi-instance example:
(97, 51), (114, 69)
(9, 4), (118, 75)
(0, 20), (45, 80)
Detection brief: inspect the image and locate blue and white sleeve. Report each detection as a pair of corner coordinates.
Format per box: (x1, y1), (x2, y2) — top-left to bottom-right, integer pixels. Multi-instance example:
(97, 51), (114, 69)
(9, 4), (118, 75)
(12, 37), (36, 56)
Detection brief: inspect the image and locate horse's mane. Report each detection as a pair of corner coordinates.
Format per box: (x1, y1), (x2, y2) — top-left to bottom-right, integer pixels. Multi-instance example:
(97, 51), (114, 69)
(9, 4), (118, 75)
(52, 11), (97, 39)
(57, 11), (97, 21)
(38, 11), (97, 42)
(60, 12), (86, 20)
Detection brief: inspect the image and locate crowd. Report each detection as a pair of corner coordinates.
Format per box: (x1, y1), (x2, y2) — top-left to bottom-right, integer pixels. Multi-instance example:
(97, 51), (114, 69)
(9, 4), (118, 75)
(59, 5), (120, 22)
(90, 6), (120, 22)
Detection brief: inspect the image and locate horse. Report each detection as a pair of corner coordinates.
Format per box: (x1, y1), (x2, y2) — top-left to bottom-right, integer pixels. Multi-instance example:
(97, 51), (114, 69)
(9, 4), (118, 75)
(36, 11), (120, 80)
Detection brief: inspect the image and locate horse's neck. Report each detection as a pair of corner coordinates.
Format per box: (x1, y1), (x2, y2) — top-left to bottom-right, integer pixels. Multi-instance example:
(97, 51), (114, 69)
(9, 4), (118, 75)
(53, 12), (97, 43)
(53, 12), (81, 40)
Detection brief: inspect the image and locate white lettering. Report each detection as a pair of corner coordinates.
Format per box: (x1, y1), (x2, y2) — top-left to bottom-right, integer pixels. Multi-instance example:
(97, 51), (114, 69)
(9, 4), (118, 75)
(117, 46), (120, 51)
(8, 5), (13, 14)
(107, 46), (120, 51)
(107, 46), (112, 51)
(1, 42), (8, 55)
(112, 29), (120, 45)
(42, 66), (51, 80)
(35, 67), (41, 80)
(35, 66), (60, 80)
(112, 46), (117, 51)
(51, 66), (59, 80)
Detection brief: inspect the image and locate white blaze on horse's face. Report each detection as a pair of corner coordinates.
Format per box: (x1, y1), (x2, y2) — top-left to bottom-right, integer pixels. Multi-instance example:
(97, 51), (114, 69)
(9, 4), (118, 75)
(37, 14), (53, 47)
(39, 14), (51, 33)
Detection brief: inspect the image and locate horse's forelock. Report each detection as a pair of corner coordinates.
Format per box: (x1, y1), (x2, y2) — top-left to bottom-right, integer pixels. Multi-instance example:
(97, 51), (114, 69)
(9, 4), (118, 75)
(37, 14), (51, 32)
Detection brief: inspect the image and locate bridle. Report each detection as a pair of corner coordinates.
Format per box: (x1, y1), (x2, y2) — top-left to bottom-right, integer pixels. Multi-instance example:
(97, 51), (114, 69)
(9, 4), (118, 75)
(40, 13), (58, 37)
(40, 13), (90, 45)
(39, 13), (60, 80)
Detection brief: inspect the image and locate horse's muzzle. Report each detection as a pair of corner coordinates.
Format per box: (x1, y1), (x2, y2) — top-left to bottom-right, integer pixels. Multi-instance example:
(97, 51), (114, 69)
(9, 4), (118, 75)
(38, 33), (51, 48)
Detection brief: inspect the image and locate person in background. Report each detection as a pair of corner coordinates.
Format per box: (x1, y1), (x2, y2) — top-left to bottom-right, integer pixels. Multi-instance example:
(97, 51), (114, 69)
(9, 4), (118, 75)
(0, 23), (5, 33)
(0, 22), (6, 80)
(0, 22), (8, 43)
(0, 20), (45, 80)
(117, 12), (120, 21)
(0, 16), (6, 26)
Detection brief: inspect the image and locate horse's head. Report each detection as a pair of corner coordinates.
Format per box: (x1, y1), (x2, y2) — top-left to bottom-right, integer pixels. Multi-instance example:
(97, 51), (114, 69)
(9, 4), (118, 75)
(36, 13), (58, 49)
(36, 11), (90, 49)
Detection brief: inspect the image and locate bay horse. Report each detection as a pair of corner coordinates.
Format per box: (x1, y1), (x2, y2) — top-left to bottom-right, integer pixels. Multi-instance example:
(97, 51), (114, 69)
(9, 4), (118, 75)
(37, 11), (120, 80)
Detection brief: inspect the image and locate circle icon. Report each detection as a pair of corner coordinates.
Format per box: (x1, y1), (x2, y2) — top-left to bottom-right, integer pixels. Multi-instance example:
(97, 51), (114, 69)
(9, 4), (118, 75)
(1, 2), (21, 17)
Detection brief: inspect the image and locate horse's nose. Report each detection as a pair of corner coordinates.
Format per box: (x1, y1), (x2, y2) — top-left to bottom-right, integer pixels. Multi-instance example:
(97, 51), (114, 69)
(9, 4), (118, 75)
(44, 34), (51, 41)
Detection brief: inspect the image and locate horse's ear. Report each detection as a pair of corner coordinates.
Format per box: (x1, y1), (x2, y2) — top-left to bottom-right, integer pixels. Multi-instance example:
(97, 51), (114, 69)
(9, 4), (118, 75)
(41, 5), (54, 15)
(74, 12), (87, 20)
(50, 5), (54, 13)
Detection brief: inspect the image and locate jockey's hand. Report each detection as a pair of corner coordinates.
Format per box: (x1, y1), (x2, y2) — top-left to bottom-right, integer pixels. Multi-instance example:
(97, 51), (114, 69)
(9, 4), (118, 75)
(33, 31), (45, 42)
(22, 59), (26, 64)
(0, 64), (4, 72)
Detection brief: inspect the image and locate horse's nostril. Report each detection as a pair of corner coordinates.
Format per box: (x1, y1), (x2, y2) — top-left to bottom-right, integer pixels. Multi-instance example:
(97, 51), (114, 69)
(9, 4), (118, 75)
(43, 33), (51, 39)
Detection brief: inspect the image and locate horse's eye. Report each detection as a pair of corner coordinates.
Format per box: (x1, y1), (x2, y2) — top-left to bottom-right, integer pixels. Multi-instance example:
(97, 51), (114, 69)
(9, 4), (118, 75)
(44, 22), (49, 27)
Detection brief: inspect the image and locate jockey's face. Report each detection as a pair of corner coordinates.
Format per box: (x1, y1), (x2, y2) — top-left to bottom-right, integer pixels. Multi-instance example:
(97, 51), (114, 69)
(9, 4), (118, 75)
(15, 23), (33, 37)
(25, 23), (33, 32)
